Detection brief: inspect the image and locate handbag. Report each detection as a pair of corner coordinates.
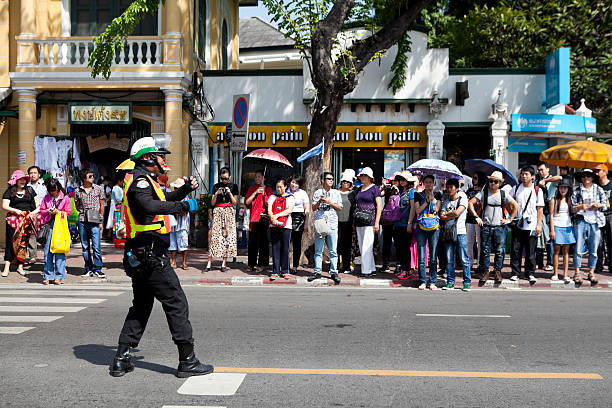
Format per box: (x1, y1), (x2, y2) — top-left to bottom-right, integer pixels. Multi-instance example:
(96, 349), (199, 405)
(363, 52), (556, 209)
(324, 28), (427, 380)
(85, 209), (102, 224)
(354, 208), (374, 227)
(417, 200), (439, 231)
(439, 222), (457, 243)
(292, 212), (305, 232)
(37, 222), (51, 245)
(314, 216), (331, 237)
(50, 213), (70, 254)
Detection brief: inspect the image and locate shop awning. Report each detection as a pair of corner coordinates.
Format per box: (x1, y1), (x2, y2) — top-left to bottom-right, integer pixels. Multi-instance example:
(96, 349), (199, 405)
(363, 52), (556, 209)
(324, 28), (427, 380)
(510, 131), (612, 141)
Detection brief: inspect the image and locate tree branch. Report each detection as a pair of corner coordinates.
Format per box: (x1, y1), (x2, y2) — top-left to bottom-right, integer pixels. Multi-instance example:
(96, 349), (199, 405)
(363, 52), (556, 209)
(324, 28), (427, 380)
(349, 0), (432, 74)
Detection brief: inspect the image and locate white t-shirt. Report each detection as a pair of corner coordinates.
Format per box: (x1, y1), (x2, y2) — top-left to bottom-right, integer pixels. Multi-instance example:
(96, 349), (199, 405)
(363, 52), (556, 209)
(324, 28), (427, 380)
(267, 194), (295, 229)
(441, 192), (468, 235)
(511, 184), (544, 231)
(291, 189), (309, 213)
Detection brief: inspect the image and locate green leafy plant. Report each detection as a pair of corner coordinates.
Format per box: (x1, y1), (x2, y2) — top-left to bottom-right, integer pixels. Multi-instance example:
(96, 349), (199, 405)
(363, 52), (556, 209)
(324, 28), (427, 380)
(197, 194), (212, 225)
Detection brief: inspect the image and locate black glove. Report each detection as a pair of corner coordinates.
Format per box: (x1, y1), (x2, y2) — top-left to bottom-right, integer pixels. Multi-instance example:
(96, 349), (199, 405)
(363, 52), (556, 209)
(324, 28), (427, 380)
(180, 201), (191, 212)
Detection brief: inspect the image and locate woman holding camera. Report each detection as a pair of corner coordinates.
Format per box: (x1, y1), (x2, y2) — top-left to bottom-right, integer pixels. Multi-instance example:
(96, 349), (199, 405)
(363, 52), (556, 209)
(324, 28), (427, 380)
(205, 167), (238, 272)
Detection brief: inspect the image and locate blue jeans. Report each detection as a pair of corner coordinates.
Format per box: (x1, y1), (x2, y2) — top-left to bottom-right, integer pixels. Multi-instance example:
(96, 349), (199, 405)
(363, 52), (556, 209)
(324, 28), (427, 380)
(574, 219), (600, 269)
(480, 225), (507, 271)
(43, 224), (66, 281)
(314, 228), (339, 274)
(416, 227), (439, 284)
(442, 234), (471, 285)
(77, 222), (103, 273)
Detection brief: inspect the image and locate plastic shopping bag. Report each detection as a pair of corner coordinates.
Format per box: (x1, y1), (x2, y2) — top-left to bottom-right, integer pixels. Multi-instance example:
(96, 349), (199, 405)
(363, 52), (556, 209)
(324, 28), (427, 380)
(50, 212), (71, 254)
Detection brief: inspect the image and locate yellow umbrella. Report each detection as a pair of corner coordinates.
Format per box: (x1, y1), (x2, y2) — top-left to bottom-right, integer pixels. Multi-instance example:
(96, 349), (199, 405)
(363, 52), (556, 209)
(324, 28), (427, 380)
(540, 140), (612, 168)
(116, 159), (135, 171)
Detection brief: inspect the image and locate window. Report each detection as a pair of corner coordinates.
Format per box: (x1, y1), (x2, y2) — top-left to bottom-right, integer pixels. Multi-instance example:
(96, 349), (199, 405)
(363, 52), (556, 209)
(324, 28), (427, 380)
(195, 0), (207, 61)
(71, 0), (158, 36)
(221, 19), (228, 70)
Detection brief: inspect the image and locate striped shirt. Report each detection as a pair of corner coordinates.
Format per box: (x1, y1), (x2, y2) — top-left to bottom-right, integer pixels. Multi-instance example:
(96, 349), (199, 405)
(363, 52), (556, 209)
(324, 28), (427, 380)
(571, 184), (607, 227)
(74, 184), (105, 222)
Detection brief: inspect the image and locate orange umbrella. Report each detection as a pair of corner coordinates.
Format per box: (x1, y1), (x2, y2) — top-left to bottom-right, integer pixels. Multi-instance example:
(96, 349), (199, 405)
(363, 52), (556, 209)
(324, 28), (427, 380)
(540, 140), (612, 168)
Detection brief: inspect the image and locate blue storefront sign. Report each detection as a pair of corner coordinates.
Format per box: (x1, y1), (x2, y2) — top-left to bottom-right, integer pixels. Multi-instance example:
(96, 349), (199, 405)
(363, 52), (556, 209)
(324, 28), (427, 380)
(512, 113), (596, 134)
(508, 137), (549, 153)
(545, 48), (570, 109)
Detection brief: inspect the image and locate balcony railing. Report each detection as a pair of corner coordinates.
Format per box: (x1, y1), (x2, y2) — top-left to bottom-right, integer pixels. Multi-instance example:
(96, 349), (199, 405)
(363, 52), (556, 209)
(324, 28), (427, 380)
(21, 36), (163, 67)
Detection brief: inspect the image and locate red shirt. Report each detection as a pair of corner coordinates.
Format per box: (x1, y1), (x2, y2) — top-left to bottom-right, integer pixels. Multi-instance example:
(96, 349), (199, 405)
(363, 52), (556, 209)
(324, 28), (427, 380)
(246, 185), (273, 230)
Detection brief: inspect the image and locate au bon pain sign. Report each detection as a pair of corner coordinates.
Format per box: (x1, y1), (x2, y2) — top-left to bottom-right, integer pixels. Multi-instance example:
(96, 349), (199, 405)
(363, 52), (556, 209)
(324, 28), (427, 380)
(209, 125), (427, 148)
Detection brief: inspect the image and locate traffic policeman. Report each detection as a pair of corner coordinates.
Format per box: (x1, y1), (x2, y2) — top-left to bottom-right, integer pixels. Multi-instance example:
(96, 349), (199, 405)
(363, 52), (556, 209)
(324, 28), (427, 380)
(111, 137), (213, 378)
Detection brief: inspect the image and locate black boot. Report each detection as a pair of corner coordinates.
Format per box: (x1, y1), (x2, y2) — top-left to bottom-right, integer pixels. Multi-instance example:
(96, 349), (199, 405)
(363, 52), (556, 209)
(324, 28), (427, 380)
(176, 352), (214, 378)
(110, 343), (134, 377)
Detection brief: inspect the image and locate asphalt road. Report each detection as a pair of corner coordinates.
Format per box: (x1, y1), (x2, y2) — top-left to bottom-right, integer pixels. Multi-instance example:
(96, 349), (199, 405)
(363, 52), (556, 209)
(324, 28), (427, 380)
(1, 284), (612, 407)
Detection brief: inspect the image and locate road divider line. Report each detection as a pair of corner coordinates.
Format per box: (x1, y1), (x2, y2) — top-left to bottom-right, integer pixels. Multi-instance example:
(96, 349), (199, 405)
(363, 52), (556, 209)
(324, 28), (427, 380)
(214, 367), (602, 380)
(0, 326), (35, 334)
(416, 314), (511, 318)
(0, 297), (106, 304)
(0, 315), (63, 322)
(0, 306), (86, 313)
(162, 406), (227, 408)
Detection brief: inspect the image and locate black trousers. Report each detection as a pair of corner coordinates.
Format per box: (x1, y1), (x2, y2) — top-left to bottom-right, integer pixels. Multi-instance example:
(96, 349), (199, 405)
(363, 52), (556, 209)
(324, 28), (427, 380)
(291, 229), (304, 268)
(392, 226), (412, 271)
(338, 221), (353, 272)
(270, 227), (291, 275)
(248, 221), (270, 267)
(382, 224), (395, 267)
(118, 251), (194, 348)
(510, 226), (537, 277)
(596, 214), (612, 272)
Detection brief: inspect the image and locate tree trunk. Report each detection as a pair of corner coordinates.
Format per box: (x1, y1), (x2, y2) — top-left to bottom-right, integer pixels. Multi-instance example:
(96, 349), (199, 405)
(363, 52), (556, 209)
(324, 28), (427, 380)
(299, 89), (345, 266)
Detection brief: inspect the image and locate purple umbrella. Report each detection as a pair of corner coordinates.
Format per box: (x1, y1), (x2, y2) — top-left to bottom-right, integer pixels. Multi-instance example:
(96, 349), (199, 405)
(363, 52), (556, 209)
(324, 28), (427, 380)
(408, 159), (463, 180)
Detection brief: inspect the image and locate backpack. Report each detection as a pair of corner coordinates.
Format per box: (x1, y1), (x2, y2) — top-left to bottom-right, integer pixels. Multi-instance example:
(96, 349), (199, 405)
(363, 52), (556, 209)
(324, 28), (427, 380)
(271, 195), (288, 227)
(382, 193), (402, 222)
(417, 198), (439, 231)
(480, 188), (506, 216)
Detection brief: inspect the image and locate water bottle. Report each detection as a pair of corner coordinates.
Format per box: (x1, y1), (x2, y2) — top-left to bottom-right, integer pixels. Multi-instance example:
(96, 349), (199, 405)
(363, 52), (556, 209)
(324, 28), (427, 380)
(126, 251), (141, 268)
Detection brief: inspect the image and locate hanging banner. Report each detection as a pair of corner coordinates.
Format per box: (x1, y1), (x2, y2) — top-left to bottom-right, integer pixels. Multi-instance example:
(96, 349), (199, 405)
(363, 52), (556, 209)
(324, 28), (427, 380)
(86, 134), (131, 153)
(209, 125), (427, 148)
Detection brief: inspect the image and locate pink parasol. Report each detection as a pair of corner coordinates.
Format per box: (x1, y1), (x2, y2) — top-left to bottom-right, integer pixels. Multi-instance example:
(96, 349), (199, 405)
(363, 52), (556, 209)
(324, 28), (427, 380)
(244, 148), (293, 168)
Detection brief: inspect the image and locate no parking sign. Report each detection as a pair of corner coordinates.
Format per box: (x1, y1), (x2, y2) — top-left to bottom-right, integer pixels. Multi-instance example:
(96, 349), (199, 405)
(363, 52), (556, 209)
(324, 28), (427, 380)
(231, 94), (250, 152)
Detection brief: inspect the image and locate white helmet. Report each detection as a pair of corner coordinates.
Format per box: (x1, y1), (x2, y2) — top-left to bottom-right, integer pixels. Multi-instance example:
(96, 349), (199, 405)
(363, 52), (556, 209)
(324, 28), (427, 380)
(130, 136), (171, 160)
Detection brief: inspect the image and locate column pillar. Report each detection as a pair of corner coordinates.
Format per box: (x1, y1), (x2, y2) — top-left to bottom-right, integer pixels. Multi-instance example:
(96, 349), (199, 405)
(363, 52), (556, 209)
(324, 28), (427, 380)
(190, 121), (209, 197)
(15, 88), (37, 170)
(162, 87), (184, 182)
(162, 0), (182, 66)
(17, 0), (37, 66)
(491, 90), (509, 167)
(426, 119), (444, 160)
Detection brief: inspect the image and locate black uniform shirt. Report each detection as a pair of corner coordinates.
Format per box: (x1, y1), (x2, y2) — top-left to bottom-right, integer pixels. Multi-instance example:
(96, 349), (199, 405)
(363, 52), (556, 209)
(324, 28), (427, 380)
(126, 166), (192, 249)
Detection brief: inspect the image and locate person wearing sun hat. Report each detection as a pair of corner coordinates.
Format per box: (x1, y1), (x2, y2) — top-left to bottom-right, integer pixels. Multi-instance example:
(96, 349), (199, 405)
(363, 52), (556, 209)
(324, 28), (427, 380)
(337, 169), (355, 273)
(468, 170), (518, 284)
(2, 170), (38, 277)
(571, 168), (607, 284)
(392, 170), (418, 279)
(594, 163), (612, 274)
(353, 167), (382, 276)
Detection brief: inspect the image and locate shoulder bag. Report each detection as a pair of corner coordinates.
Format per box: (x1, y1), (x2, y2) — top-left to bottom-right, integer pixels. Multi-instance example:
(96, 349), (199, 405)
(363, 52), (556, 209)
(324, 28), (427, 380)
(353, 186), (375, 227)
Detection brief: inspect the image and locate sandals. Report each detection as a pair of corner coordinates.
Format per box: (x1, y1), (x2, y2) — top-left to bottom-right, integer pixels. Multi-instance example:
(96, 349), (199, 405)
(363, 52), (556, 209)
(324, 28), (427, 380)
(588, 273), (599, 285)
(42, 280), (49, 285)
(53, 280), (63, 285)
(574, 274), (583, 284)
(564, 276), (571, 284)
(550, 275), (559, 281)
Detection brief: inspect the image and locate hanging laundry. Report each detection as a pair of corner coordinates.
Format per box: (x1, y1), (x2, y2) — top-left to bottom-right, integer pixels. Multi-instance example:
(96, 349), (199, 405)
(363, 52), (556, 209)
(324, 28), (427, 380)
(57, 139), (72, 170)
(72, 138), (81, 169)
(33, 136), (45, 170)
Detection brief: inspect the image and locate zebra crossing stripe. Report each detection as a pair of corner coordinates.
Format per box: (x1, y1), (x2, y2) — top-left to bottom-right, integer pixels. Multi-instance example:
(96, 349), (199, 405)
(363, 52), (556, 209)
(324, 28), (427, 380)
(0, 297), (106, 304)
(177, 373), (246, 396)
(0, 306), (86, 313)
(0, 290), (123, 297)
(0, 316), (63, 322)
(0, 327), (35, 334)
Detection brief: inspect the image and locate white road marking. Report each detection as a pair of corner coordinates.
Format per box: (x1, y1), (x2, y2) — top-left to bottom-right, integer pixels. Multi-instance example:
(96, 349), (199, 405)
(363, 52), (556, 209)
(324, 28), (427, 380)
(0, 326), (35, 334)
(0, 315), (63, 322)
(177, 373), (246, 396)
(0, 297), (106, 304)
(416, 314), (511, 318)
(0, 290), (123, 297)
(162, 406), (227, 408)
(0, 306), (86, 313)
(0, 283), (128, 290)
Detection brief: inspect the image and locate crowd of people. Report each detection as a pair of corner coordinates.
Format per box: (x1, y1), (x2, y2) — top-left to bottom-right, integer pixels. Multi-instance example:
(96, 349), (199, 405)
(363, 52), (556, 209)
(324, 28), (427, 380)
(4, 160), (611, 289)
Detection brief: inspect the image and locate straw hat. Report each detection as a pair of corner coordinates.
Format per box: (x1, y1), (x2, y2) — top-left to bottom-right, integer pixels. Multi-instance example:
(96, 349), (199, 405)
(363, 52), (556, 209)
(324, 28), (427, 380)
(396, 170), (418, 183)
(487, 171), (505, 182)
(169, 177), (185, 189)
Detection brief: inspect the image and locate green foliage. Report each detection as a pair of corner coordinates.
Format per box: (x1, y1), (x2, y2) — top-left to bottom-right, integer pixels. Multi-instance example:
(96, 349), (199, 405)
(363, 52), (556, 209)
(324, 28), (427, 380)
(424, 0), (612, 131)
(88, 0), (163, 79)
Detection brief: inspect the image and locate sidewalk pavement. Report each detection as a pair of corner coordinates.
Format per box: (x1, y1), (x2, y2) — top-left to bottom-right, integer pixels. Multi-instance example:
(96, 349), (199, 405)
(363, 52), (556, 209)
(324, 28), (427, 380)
(1, 243), (612, 290)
